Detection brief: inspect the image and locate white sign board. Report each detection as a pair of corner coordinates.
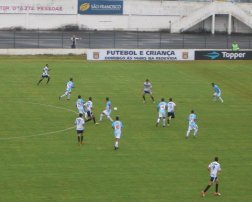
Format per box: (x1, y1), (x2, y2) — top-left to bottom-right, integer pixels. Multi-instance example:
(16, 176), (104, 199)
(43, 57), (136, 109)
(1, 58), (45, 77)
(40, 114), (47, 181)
(0, 0), (76, 14)
(87, 49), (195, 61)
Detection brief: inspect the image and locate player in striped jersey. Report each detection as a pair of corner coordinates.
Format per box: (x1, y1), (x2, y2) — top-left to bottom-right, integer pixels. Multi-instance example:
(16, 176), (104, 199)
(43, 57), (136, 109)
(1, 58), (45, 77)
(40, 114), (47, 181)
(167, 98), (176, 126)
(37, 64), (50, 85)
(201, 157), (222, 197)
(142, 79), (155, 103)
(74, 113), (85, 145)
(84, 97), (97, 124)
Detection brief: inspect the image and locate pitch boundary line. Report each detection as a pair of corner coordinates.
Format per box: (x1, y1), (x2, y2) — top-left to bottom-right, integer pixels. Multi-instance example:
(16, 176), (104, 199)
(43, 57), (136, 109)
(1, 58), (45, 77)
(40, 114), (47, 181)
(0, 101), (77, 140)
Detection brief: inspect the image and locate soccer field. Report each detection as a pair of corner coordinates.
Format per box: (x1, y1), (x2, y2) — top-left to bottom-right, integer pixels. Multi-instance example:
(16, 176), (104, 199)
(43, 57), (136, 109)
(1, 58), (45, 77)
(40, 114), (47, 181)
(0, 56), (251, 202)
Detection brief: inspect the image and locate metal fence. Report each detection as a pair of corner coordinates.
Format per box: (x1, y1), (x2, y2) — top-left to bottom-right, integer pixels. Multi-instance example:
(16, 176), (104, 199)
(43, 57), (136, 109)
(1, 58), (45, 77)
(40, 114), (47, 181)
(0, 30), (251, 49)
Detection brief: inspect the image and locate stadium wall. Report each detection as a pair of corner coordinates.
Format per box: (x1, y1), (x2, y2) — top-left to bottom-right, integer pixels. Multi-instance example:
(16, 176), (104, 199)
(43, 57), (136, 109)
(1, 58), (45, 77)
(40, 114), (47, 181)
(0, 0), (251, 33)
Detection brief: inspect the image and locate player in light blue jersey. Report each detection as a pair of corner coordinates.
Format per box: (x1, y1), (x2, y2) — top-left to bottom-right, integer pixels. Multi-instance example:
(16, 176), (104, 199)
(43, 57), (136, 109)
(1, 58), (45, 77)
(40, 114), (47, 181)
(185, 110), (198, 138)
(75, 95), (85, 115)
(99, 97), (113, 122)
(112, 116), (123, 150)
(156, 98), (167, 127)
(59, 78), (74, 100)
(211, 83), (224, 103)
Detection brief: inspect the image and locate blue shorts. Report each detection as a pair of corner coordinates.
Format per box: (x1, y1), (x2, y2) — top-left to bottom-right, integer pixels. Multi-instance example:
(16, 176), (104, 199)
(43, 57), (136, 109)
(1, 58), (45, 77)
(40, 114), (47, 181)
(144, 90), (151, 94)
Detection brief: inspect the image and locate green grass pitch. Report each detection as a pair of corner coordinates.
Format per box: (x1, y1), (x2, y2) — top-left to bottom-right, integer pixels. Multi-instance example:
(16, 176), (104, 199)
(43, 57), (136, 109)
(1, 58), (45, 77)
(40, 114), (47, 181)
(0, 56), (251, 202)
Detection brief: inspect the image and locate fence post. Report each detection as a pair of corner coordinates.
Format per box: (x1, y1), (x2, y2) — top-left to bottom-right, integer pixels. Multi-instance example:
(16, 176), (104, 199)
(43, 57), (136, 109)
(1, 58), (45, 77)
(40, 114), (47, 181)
(137, 29), (139, 49)
(88, 32), (91, 48)
(113, 30), (116, 48)
(13, 30), (16, 48)
(61, 31), (64, 48)
(182, 34), (184, 48)
(205, 35), (207, 49)
(37, 30), (40, 48)
(159, 32), (162, 49)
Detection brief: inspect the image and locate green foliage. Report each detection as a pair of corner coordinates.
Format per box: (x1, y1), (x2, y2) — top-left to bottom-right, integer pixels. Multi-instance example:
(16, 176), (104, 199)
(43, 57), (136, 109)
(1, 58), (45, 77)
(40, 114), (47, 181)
(0, 56), (251, 202)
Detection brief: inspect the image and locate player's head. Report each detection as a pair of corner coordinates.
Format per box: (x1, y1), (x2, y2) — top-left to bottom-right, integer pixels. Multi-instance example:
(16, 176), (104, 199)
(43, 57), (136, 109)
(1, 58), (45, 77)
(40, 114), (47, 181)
(106, 97), (109, 101)
(46, 64), (48, 67)
(78, 95), (81, 99)
(146, 79), (149, 82)
(89, 97), (92, 101)
(214, 157), (219, 162)
(191, 110), (194, 114)
(115, 116), (119, 120)
(211, 83), (215, 87)
(169, 98), (172, 101)
(70, 78), (73, 81)
(161, 98), (165, 101)
(79, 113), (83, 117)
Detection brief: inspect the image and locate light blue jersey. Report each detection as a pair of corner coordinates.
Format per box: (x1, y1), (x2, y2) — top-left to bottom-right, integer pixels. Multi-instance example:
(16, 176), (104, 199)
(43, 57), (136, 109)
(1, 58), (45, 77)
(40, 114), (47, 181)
(76, 98), (84, 109)
(188, 113), (197, 127)
(112, 120), (123, 135)
(157, 101), (167, 113)
(106, 100), (112, 113)
(66, 81), (74, 92)
(214, 85), (221, 94)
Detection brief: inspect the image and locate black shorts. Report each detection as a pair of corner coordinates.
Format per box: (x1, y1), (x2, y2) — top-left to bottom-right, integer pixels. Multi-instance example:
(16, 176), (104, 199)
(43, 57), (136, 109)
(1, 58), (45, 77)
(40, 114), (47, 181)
(168, 112), (175, 118)
(87, 111), (93, 117)
(42, 75), (49, 78)
(76, 130), (84, 134)
(210, 177), (217, 182)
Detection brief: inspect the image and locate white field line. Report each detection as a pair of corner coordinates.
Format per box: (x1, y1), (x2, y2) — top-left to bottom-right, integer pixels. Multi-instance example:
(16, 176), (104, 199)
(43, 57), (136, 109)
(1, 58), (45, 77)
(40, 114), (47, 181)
(0, 101), (77, 140)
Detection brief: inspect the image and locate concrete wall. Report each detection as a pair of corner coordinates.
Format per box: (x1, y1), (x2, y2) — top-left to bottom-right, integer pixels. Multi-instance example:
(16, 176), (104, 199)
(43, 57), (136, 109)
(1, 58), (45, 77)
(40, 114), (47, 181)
(0, 0), (251, 33)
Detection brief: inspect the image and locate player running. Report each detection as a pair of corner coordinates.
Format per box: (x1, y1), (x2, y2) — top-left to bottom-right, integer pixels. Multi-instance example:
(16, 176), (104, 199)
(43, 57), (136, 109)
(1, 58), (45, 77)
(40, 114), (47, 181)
(74, 113), (85, 145)
(112, 116), (123, 150)
(59, 78), (74, 100)
(156, 98), (167, 127)
(75, 95), (85, 115)
(142, 79), (155, 103)
(84, 97), (97, 124)
(167, 98), (176, 126)
(99, 97), (113, 122)
(185, 110), (198, 138)
(211, 83), (224, 103)
(37, 64), (50, 85)
(201, 157), (222, 197)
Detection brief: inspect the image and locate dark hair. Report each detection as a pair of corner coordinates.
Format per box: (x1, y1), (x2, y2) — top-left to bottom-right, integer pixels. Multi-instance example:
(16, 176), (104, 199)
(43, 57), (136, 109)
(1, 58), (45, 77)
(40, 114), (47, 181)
(78, 95), (81, 99)
(89, 97), (92, 100)
(106, 97), (109, 101)
(161, 98), (165, 101)
(214, 157), (219, 161)
(79, 113), (83, 117)
(116, 116), (119, 120)
(169, 98), (172, 101)
(211, 83), (215, 86)
(191, 110), (194, 113)
(70, 78), (73, 81)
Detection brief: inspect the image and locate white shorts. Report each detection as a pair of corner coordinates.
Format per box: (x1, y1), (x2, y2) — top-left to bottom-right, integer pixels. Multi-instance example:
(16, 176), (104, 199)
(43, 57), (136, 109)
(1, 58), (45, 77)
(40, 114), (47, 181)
(77, 107), (85, 114)
(103, 109), (111, 117)
(158, 112), (166, 118)
(213, 92), (221, 97)
(114, 132), (121, 139)
(188, 124), (198, 131)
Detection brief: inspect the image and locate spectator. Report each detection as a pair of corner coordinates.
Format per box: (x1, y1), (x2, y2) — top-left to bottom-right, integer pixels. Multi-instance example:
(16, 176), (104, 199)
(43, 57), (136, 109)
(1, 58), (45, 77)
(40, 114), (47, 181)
(71, 35), (81, 48)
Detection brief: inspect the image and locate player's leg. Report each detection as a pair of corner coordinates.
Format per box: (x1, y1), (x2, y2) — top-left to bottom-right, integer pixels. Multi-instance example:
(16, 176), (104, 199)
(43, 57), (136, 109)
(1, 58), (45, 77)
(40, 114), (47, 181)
(186, 126), (192, 138)
(218, 94), (224, 103)
(167, 113), (171, 125)
(114, 135), (120, 150)
(214, 179), (221, 196)
(59, 90), (68, 99)
(150, 93), (155, 103)
(67, 92), (71, 100)
(80, 132), (84, 144)
(193, 125), (198, 137)
(201, 179), (213, 197)
(107, 115), (113, 122)
(142, 92), (146, 103)
(46, 76), (50, 84)
(37, 77), (44, 85)
(162, 114), (166, 127)
(156, 114), (161, 127)
(77, 133), (81, 145)
(99, 112), (104, 121)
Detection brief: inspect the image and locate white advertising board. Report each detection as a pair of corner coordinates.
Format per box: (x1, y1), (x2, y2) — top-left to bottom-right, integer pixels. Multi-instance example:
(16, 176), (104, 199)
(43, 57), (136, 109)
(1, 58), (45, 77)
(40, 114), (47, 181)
(87, 49), (195, 61)
(0, 0), (76, 14)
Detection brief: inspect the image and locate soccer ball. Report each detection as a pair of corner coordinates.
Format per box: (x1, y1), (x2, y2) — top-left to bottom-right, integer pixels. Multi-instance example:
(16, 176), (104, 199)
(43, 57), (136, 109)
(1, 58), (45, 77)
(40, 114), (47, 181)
(113, 107), (118, 111)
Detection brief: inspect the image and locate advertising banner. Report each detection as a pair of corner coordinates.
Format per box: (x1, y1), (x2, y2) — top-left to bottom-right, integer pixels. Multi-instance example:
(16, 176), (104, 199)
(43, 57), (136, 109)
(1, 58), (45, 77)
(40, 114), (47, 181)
(87, 49), (195, 61)
(0, 0), (76, 14)
(195, 50), (252, 60)
(78, 0), (123, 15)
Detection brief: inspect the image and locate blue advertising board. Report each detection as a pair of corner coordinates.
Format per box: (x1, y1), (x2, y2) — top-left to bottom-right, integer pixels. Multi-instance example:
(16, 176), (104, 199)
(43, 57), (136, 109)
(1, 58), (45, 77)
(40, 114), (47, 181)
(78, 0), (123, 15)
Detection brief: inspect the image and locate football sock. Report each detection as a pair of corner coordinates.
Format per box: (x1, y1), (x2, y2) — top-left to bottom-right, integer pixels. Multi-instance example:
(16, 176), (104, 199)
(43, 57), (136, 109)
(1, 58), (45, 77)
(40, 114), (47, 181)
(151, 96), (155, 102)
(186, 130), (190, 137)
(204, 185), (211, 193)
(162, 118), (166, 126)
(37, 79), (43, 85)
(93, 117), (96, 124)
(215, 184), (219, 192)
(77, 136), (80, 143)
(46, 77), (50, 84)
(81, 136), (83, 143)
(143, 95), (146, 101)
(219, 97), (224, 103)
(99, 114), (103, 121)
(67, 94), (71, 100)
(115, 141), (119, 148)
(108, 116), (113, 122)
(194, 128), (198, 136)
